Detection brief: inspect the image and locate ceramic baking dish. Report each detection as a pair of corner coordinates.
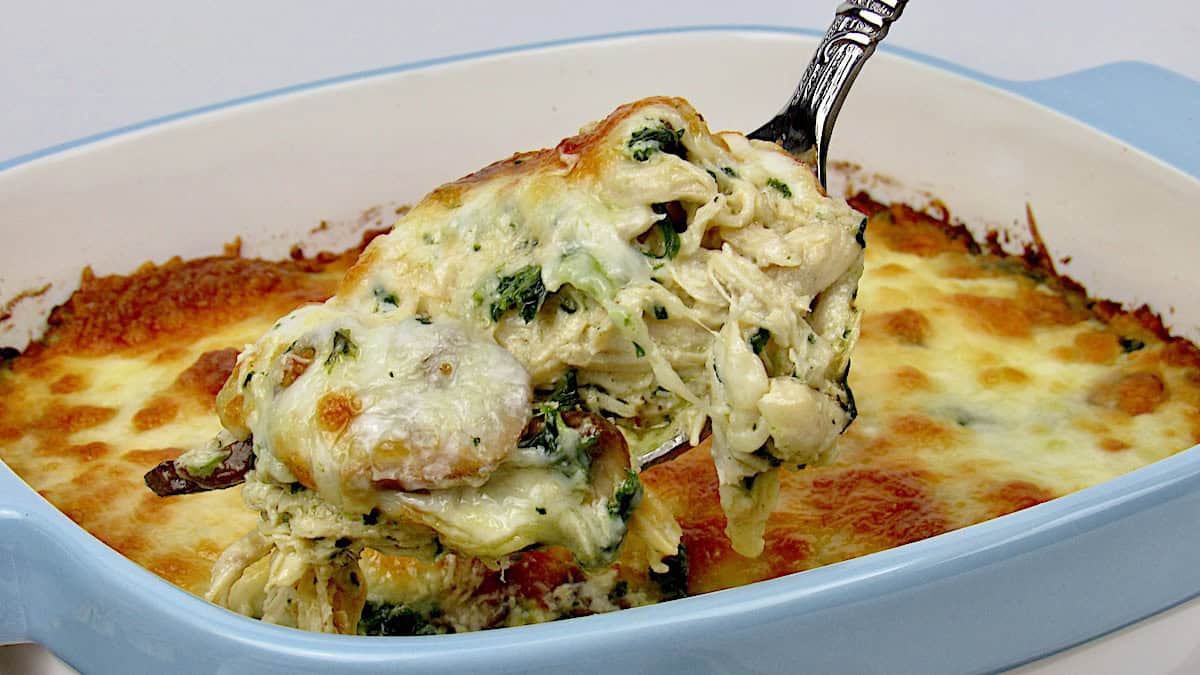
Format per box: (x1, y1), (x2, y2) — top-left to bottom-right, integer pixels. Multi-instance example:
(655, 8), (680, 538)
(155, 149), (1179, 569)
(1, 28), (1198, 674)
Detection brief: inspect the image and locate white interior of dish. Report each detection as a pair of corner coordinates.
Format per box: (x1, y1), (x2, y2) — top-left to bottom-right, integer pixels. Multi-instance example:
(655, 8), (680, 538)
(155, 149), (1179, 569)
(2, 31), (1198, 350)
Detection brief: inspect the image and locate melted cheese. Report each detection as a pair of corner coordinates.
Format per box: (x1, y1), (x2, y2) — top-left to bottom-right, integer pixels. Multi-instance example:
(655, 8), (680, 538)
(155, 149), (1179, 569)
(642, 199), (1200, 593)
(175, 98), (863, 630)
(4, 123), (1200, 637)
(311, 97), (864, 557)
(161, 97), (862, 620)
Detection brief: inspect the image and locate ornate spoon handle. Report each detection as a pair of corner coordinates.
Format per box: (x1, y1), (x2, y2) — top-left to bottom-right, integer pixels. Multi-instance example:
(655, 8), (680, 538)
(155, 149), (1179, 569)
(748, 0), (908, 188)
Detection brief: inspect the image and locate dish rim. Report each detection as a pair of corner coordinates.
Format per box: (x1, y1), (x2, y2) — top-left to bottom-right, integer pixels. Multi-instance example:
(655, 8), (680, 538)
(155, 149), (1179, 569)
(2, 25), (1197, 179)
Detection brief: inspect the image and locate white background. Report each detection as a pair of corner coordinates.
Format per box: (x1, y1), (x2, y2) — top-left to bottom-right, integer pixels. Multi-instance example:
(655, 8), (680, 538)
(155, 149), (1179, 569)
(2, 1), (1199, 673)
(2, 0), (1198, 164)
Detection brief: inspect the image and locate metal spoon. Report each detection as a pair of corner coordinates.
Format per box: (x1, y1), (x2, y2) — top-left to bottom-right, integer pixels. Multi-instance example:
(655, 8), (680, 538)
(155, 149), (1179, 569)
(750, 0), (908, 189)
(638, 0), (907, 472)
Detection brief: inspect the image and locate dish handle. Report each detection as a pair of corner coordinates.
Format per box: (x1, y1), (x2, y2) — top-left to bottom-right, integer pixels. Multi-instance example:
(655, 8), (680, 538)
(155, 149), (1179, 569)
(999, 62), (1200, 178)
(0, 463), (52, 645)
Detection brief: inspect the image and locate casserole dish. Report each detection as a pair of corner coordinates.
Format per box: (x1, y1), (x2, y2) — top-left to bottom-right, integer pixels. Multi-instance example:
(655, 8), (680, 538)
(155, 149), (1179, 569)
(2, 28), (1199, 673)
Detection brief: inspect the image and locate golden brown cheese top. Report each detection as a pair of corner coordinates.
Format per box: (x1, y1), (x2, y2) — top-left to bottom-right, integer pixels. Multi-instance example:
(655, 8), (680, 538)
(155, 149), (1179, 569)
(2, 191), (1199, 627)
(642, 196), (1200, 593)
(0, 248), (362, 593)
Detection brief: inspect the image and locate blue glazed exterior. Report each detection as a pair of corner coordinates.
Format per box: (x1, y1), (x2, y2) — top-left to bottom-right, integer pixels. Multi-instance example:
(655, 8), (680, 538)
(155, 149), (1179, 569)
(2, 27), (1199, 674)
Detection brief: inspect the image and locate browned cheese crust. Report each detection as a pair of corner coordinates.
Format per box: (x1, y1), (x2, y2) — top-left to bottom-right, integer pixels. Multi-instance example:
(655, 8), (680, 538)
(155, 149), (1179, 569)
(2, 192), (1199, 614)
(641, 194), (1200, 594)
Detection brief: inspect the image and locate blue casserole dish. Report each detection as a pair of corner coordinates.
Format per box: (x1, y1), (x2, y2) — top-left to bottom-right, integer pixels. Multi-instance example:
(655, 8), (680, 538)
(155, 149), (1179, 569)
(1, 27), (1198, 673)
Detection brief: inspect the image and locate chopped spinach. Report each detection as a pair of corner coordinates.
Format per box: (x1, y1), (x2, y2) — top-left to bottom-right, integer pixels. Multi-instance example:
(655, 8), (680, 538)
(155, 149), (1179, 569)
(608, 469), (643, 521)
(518, 408), (561, 454)
(767, 178), (793, 198)
(540, 368), (582, 411)
(325, 329), (358, 369)
(358, 602), (440, 636)
(655, 219), (681, 259)
(517, 401), (593, 478)
(721, 166), (738, 178)
(641, 203), (684, 260)
(489, 265), (547, 323)
(628, 122), (687, 162)
(373, 286), (399, 310)
(633, 342), (645, 358)
(652, 304), (669, 320)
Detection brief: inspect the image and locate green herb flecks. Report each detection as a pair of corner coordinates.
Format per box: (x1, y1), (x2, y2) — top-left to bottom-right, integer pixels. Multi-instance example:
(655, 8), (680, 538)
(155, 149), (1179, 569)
(633, 342), (645, 358)
(628, 122), (687, 162)
(653, 219), (681, 260)
(608, 469), (643, 521)
(358, 602), (441, 636)
(518, 403), (593, 478)
(325, 329), (359, 370)
(541, 368), (582, 411)
(767, 178), (792, 198)
(489, 265), (547, 323)
(721, 166), (738, 178)
(652, 304), (669, 320)
(373, 286), (399, 311)
(642, 202), (684, 260)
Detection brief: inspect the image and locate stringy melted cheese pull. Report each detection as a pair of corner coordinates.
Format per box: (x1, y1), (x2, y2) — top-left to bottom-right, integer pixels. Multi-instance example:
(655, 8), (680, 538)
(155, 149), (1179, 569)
(191, 96), (862, 632)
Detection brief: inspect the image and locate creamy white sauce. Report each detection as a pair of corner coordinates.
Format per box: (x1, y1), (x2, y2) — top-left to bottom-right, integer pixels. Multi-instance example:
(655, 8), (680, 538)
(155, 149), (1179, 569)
(198, 98), (862, 632)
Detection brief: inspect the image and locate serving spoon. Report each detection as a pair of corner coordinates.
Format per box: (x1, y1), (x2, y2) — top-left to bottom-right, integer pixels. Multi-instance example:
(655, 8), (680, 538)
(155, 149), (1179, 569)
(638, 0), (908, 471)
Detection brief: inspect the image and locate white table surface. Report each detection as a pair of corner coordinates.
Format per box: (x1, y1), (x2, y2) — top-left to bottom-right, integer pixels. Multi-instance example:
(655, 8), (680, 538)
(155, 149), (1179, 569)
(3, 1), (1198, 672)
